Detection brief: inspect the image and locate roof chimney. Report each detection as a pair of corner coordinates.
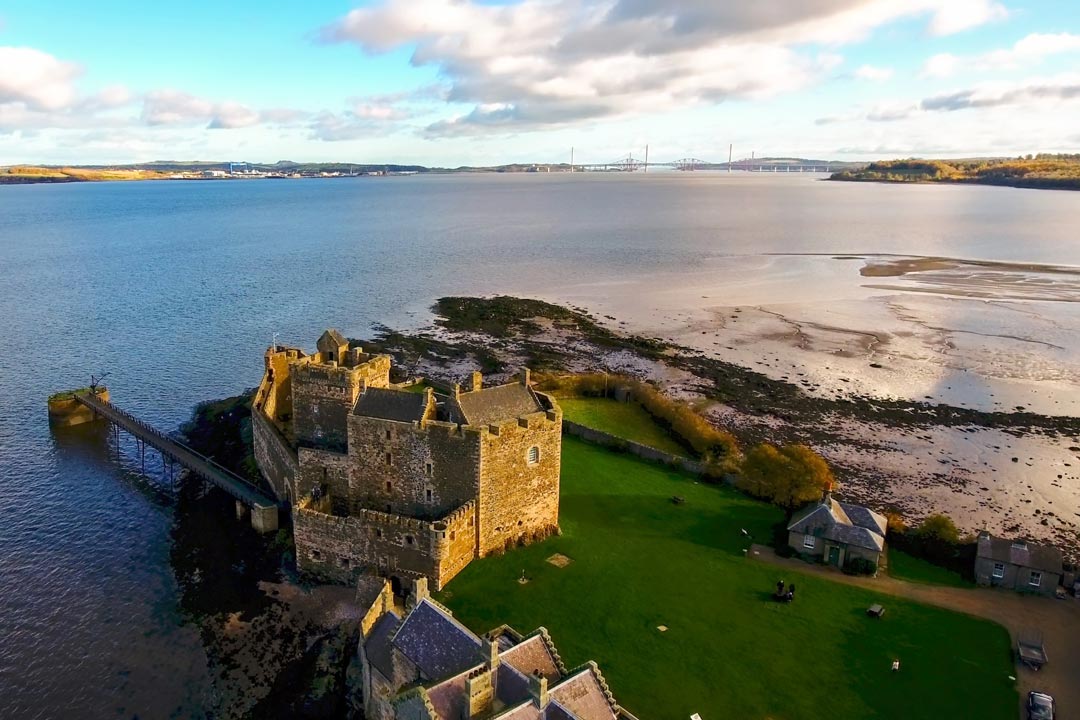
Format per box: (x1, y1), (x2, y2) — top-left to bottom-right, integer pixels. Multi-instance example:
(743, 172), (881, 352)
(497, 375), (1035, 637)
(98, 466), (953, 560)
(407, 576), (429, 611)
(470, 371), (483, 392)
(528, 670), (549, 709)
(520, 368), (531, 387)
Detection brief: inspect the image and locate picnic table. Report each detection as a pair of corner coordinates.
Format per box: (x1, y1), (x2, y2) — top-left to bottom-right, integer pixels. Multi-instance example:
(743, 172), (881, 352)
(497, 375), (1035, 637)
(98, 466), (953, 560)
(866, 604), (885, 618)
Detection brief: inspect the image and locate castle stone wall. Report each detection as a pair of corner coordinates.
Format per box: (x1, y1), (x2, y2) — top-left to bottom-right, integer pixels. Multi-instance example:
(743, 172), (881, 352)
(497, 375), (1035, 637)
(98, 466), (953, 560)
(476, 408), (562, 556)
(252, 409), (299, 503)
(298, 446), (351, 515)
(347, 417), (481, 521)
(433, 501), (479, 589)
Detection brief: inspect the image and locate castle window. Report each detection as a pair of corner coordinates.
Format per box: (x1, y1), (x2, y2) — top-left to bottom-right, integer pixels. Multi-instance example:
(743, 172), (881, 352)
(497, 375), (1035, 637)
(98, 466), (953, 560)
(386, 504), (392, 513)
(405, 535), (414, 546)
(339, 557), (350, 568)
(426, 489), (433, 502)
(527, 446), (540, 465)
(450, 531), (456, 541)
(386, 452), (392, 466)
(375, 529), (382, 538)
(426, 462), (433, 477)
(385, 429), (391, 440)
(311, 550), (322, 561)
(386, 481), (392, 492)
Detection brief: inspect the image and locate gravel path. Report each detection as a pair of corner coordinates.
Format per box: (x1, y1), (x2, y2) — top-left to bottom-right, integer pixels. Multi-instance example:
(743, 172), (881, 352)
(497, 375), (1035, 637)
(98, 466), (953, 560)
(750, 545), (1080, 720)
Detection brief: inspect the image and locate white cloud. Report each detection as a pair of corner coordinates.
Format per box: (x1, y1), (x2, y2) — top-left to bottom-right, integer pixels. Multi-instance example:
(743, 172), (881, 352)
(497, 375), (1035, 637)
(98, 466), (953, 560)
(923, 33), (1080, 78)
(855, 64), (893, 82)
(0, 46), (81, 110)
(320, 0), (1010, 137)
(927, 0), (1007, 36)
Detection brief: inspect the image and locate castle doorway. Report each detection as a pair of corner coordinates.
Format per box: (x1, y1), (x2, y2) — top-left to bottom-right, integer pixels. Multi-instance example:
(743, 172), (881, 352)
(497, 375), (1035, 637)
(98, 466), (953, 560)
(390, 575), (404, 596)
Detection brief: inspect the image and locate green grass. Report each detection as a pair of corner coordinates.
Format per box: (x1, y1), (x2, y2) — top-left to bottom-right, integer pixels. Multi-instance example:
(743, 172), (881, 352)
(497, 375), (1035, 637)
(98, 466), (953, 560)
(402, 381), (432, 394)
(438, 438), (1016, 720)
(557, 396), (689, 456)
(887, 550), (973, 589)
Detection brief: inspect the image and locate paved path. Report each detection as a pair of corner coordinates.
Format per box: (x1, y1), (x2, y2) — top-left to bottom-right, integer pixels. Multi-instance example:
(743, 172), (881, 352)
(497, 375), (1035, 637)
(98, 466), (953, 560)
(749, 544), (1080, 720)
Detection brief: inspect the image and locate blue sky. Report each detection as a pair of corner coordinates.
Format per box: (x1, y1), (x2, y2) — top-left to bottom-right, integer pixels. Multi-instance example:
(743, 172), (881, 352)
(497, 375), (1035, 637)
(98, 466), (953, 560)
(1, 0), (1079, 165)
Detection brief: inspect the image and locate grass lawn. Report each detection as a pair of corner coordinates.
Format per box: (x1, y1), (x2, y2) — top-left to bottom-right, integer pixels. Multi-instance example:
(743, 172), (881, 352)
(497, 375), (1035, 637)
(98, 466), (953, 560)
(887, 550), (973, 589)
(438, 438), (1016, 720)
(557, 396), (689, 456)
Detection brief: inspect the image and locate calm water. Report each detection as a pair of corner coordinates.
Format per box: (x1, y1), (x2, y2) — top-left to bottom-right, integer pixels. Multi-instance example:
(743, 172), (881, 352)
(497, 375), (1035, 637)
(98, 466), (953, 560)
(1, 174), (1077, 719)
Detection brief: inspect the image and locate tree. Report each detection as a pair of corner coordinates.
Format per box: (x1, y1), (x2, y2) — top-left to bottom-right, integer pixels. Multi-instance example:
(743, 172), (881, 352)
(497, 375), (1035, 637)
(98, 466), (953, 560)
(914, 513), (960, 545)
(736, 443), (835, 510)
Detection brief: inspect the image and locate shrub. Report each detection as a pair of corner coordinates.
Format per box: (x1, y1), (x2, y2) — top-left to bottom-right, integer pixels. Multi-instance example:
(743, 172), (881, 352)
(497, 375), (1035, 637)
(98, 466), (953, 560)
(735, 443), (835, 510)
(845, 557), (877, 576)
(914, 514), (960, 545)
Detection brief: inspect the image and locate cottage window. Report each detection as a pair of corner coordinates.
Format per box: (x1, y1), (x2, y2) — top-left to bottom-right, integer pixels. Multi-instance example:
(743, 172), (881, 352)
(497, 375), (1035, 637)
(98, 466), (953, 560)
(803, 535), (816, 549)
(527, 446), (540, 465)
(992, 562), (1005, 579)
(1029, 571), (1042, 588)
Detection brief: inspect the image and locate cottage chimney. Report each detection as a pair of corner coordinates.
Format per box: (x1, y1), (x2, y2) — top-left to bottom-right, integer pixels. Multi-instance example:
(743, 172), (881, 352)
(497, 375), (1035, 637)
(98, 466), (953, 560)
(528, 670), (549, 708)
(482, 635), (500, 669)
(453, 383), (461, 399)
(520, 368), (531, 387)
(470, 371), (483, 392)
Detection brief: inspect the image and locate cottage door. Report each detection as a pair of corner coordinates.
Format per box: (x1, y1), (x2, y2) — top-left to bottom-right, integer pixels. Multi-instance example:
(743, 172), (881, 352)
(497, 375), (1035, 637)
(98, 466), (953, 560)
(828, 546), (841, 566)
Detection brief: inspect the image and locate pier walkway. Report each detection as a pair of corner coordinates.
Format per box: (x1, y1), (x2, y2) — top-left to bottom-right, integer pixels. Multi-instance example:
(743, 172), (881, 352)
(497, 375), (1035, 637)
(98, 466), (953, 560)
(74, 391), (279, 531)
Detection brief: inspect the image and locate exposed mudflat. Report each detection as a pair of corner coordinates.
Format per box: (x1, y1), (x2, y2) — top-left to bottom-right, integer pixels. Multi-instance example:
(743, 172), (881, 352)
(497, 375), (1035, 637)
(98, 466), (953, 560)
(372, 292), (1080, 560)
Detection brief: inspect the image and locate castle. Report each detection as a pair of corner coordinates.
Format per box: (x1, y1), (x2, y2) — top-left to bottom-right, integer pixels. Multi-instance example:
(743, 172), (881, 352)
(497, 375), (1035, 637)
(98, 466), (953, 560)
(252, 330), (562, 591)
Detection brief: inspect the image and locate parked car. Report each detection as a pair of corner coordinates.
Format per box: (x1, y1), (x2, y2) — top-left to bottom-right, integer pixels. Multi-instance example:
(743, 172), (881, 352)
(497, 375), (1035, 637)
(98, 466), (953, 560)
(1027, 691), (1055, 720)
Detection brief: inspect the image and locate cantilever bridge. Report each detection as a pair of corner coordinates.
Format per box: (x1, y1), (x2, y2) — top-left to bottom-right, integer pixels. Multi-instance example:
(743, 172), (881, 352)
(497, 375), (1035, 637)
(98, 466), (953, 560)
(566, 156), (839, 173)
(73, 391), (280, 531)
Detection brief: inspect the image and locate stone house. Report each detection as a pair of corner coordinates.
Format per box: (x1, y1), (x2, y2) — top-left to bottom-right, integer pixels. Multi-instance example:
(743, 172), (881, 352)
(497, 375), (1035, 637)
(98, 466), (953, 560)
(252, 330), (562, 592)
(787, 492), (886, 569)
(358, 577), (633, 720)
(974, 532), (1063, 596)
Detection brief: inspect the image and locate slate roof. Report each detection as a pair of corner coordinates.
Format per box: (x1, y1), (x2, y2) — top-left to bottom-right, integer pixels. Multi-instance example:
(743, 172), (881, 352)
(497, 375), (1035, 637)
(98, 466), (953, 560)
(392, 599), (482, 681)
(495, 662), (533, 707)
(548, 667), (618, 720)
(426, 669), (471, 720)
(353, 387), (429, 423)
(365, 610), (401, 680)
(355, 574), (388, 610)
(787, 494), (886, 552)
(977, 534), (1063, 574)
(501, 634), (561, 682)
(319, 329), (347, 347)
(448, 383), (544, 426)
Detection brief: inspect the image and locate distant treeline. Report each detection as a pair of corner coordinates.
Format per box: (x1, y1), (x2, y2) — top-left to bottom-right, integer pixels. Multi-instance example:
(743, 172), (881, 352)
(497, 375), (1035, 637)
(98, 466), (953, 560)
(831, 154), (1080, 190)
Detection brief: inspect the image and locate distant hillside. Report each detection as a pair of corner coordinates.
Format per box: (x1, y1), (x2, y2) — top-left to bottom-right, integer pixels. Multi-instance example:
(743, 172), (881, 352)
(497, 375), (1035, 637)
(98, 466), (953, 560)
(0, 165), (168, 184)
(830, 154), (1080, 190)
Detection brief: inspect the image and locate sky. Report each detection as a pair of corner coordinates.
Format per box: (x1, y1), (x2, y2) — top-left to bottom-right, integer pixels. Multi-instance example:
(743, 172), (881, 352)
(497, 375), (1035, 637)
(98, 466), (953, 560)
(1, 0), (1079, 166)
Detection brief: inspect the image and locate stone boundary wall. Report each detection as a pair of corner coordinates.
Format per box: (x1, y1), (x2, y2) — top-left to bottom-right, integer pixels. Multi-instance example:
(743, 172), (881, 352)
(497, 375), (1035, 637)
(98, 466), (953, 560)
(562, 420), (705, 476)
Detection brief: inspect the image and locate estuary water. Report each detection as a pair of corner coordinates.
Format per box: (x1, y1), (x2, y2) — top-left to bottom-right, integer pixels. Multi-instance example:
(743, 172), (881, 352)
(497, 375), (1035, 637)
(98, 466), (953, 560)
(1, 173), (1078, 718)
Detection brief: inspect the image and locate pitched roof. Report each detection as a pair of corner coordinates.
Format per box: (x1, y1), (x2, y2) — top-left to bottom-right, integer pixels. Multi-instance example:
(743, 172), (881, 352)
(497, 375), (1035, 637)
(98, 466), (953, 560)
(392, 599), (482, 681)
(787, 494), (886, 552)
(448, 383), (544, 426)
(365, 610), (401, 680)
(319, 329), (347, 347)
(426, 669), (473, 720)
(495, 662), (533, 707)
(548, 666), (618, 720)
(353, 387), (429, 423)
(977, 534), (1063, 574)
(501, 634), (562, 683)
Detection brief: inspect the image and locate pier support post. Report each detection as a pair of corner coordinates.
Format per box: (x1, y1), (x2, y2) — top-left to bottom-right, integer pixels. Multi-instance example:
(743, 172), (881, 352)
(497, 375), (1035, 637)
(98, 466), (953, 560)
(235, 500), (249, 521)
(250, 503), (279, 534)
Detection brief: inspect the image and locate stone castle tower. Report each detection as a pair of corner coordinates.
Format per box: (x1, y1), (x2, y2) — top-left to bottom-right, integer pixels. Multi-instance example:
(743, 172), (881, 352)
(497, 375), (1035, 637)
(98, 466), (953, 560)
(252, 330), (562, 590)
